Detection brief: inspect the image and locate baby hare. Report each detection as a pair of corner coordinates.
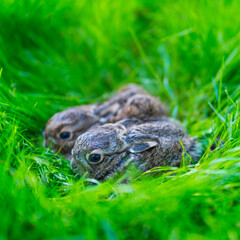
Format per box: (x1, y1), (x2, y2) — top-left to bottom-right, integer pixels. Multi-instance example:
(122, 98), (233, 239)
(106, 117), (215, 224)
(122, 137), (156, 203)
(43, 104), (99, 159)
(44, 84), (168, 158)
(94, 84), (168, 122)
(71, 119), (199, 181)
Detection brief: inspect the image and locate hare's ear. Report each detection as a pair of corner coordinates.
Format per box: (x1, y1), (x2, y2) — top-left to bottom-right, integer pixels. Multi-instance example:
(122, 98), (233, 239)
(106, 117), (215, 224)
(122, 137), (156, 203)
(125, 135), (159, 153)
(117, 119), (142, 128)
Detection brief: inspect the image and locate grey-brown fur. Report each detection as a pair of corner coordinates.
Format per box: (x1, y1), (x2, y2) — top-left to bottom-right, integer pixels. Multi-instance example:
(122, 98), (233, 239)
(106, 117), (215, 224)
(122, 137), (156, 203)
(71, 119), (200, 181)
(44, 84), (168, 158)
(44, 105), (100, 159)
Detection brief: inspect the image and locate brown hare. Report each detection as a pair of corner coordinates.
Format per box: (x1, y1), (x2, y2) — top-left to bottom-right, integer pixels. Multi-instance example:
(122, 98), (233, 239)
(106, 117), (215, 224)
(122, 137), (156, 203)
(43, 104), (99, 159)
(71, 119), (200, 181)
(44, 84), (168, 159)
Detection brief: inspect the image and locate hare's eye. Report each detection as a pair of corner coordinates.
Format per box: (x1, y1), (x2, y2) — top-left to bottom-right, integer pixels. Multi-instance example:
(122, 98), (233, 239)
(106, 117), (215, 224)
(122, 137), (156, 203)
(59, 132), (71, 140)
(88, 154), (102, 164)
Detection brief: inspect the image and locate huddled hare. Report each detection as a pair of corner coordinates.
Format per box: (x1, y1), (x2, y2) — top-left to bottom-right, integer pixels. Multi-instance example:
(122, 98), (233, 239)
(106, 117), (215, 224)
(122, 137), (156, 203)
(94, 84), (168, 122)
(44, 104), (99, 159)
(43, 84), (168, 158)
(71, 119), (200, 181)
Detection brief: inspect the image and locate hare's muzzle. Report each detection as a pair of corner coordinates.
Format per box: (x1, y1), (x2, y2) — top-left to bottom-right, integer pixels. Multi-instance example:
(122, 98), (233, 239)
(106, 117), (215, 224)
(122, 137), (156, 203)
(71, 153), (92, 175)
(71, 161), (79, 171)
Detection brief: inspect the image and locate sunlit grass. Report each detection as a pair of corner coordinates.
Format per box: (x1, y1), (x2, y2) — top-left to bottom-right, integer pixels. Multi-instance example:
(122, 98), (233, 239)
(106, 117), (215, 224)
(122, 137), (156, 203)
(0, 0), (240, 239)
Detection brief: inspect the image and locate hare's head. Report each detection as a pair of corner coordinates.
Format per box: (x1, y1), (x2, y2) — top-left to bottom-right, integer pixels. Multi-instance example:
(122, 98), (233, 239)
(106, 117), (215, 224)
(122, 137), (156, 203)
(71, 122), (159, 181)
(44, 106), (99, 159)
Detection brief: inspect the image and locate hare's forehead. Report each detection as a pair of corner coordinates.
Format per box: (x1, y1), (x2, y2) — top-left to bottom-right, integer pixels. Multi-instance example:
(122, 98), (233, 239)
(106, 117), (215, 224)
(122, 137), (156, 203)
(48, 111), (92, 129)
(46, 112), (75, 127)
(57, 111), (88, 123)
(79, 132), (113, 150)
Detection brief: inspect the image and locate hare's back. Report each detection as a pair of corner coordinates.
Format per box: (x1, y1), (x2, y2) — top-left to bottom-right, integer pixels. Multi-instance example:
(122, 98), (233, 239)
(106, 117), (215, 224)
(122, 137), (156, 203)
(129, 121), (187, 138)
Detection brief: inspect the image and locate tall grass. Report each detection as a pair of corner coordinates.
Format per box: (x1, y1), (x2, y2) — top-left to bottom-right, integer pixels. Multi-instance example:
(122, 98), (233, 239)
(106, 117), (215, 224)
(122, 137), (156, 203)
(0, 0), (239, 239)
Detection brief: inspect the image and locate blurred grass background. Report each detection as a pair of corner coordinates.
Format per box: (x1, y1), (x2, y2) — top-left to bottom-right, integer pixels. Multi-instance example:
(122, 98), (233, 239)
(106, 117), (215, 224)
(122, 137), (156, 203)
(0, 0), (240, 239)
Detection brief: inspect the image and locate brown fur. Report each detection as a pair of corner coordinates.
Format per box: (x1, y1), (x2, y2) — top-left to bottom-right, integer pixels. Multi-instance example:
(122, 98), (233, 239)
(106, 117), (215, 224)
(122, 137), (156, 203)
(44, 105), (100, 158)
(71, 119), (200, 181)
(43, 84), (168, 158)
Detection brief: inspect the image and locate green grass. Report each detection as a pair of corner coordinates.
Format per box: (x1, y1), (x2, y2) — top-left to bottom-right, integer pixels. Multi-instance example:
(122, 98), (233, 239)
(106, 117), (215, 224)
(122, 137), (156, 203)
(0, 0), (240, 239)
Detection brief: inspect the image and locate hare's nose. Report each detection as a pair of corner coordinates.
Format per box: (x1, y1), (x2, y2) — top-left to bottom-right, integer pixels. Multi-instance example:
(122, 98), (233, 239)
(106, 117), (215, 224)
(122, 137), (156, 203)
(71, 159), (79, 170)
